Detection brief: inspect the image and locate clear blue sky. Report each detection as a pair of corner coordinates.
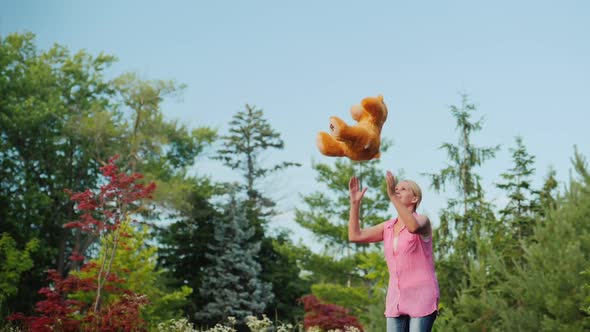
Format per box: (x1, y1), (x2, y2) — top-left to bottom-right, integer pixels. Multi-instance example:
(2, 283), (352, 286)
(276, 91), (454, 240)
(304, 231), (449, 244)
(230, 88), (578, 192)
(3, 1), (589, 249)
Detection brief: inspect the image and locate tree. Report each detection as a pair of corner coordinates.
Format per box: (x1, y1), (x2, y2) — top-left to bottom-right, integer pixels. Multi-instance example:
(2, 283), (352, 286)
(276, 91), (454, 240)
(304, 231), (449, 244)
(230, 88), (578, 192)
(213, 104), (303, 322)
(422, 94), (499, 320)
(195, 189), (273, 326)
(9, 156), (156, 331)
(0, 32), (117, 314)
(259, 233), (312, 324)
(214, 104), (300, 234)
(295, 156), (391, 255)
(71, 221), (192, 330)
(536, 167), (559, 217)
(0, 32), (216, 316)
(496, 136), (539, 242)
(490, 150), (590, 331)
(112, 72), (216, 187)
(0, 234), (38, 320)
(424, 94), (499, 258)
(453, 150), (590, 331)
(298, 295), (364, 332)
(156, 184), (220, 322)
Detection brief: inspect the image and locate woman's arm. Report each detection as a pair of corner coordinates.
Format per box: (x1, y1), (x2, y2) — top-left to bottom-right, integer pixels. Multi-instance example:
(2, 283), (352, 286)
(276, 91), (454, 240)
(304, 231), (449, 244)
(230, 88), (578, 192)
(386, 171), (431, 235)
(348, 176), (385, 243)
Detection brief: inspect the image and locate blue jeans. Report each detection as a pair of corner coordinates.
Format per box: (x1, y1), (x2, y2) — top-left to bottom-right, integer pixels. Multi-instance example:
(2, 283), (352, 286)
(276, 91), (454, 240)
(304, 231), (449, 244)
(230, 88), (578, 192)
(386, 311), (437, 332)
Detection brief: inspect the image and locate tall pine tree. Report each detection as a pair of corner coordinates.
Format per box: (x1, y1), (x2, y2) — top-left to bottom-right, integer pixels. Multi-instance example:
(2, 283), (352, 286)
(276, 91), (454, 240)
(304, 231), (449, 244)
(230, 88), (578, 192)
(157, 185), (219, 323)
(423, 94), (499, 318)
(214, 104), (300, 234)
(196, 189), (273, 326)
(213, 104), (305, 322)
(491, 149), (590, 331)
(496, 136), (539, 241)
(451, 149), (590, 331)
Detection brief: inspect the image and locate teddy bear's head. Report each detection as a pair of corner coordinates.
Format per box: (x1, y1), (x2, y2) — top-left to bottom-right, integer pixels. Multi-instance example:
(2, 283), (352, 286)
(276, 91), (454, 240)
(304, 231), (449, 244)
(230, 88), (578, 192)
(350, 95), (388, 126)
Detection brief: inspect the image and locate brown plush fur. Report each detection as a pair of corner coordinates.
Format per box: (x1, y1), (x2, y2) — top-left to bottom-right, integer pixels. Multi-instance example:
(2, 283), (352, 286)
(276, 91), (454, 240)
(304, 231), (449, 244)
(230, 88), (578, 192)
(317, 95), (388, 161)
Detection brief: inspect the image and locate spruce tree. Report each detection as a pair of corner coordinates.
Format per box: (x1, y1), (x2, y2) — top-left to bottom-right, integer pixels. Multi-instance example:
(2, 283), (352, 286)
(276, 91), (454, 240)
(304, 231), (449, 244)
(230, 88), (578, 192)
(213, 104), (305, 322)
(492, 150), (590, 331)
(214, 104), (300, 234)
(536, 168), (559, 217)
(496, 136), (539, 241)
(157, 187), (218, 322)
(442, 150), (590, 331)
(424, 94), (499, 258)
(422, 94), (499, 318)
(196, 189), (273, 326)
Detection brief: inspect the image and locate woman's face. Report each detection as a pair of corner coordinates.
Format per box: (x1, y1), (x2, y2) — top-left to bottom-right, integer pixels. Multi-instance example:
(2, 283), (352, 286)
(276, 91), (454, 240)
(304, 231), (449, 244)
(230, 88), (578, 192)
(395, 181), (419, 207)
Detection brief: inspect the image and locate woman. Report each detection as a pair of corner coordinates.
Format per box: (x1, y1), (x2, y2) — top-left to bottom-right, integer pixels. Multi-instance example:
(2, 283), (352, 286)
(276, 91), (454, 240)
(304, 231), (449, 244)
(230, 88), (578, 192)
(348, 171), (439, 332)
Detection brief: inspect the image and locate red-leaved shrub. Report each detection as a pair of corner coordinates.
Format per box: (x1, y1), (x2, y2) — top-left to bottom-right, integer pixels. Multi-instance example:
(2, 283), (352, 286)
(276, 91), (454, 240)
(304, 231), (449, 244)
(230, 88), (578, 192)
(9, 156), (155, 331)
(298, 295), (364, 331)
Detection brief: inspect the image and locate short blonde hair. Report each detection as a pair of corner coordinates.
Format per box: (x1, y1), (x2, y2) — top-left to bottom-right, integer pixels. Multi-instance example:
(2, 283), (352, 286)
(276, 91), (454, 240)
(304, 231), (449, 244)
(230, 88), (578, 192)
(401, 180), (422, 211)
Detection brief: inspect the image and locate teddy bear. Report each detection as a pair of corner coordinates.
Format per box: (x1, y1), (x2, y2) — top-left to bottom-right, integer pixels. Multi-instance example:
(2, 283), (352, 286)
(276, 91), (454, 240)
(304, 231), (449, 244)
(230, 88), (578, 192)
(316, 95), (388, 161)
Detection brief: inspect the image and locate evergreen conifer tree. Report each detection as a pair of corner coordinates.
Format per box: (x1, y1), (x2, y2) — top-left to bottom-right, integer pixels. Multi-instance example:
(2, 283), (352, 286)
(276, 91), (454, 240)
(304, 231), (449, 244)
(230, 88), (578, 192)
(491, 150), (590, 331)
(496, 136), (539, 241)
(423, 94), (499, 318)
(441, 150), (590, 331)
(196, 188), (273, 326)
(213, 104), (305, 322)
(214, 104), (300, 235)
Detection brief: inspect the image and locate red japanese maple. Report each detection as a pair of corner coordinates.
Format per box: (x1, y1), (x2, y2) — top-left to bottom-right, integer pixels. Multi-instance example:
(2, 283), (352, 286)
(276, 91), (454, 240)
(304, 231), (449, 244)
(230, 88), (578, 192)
(298, 295), (364, 331)
(9, 155), (155, 331)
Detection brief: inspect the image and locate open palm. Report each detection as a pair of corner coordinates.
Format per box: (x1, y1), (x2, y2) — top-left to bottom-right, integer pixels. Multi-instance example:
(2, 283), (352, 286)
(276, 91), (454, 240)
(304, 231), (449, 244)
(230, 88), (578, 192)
(349, 176), (367, 204)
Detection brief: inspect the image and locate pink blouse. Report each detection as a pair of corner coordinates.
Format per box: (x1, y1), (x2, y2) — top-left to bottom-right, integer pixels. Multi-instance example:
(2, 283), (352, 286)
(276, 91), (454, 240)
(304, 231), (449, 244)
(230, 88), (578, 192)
(383, 216), (439, 317)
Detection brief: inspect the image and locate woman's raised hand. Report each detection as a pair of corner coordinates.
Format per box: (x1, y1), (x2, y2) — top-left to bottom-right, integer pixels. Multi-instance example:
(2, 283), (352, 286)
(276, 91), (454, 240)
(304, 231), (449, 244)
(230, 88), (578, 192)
(349, 176), (367, 205)
(386, 170), (397, 199)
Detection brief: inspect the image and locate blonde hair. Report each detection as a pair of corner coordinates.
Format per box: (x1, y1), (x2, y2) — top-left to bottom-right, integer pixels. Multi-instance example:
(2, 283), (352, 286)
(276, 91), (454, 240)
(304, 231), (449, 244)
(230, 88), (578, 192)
(401, 180), (422, 211)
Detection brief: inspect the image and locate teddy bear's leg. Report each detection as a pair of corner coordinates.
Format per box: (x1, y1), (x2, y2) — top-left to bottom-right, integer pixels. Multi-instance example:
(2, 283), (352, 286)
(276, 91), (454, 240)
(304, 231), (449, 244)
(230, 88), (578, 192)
(317, 132), (346, 157)
(328, 116), (348, 139)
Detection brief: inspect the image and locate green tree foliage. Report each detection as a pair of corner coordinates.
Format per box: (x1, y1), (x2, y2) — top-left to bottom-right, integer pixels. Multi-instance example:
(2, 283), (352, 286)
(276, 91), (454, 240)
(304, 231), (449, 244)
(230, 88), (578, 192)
(196, 191), (273, 326)
(71, 221), (192, 330)
(259, 233), (312, 324)
(536, 167), (559, 217)
(214, 104), (300, 228)
(496, 136), (539, 242)
(442, 150), (590, 331)
(0, 32), (117, 313)
(422, 94), (499, 314)
(157, 187), (219, 323)
(0, 32), (215, 316)
(213, 104), (305, 323)
(435, 137), (541, 330)
(8, 156), (156, 330)
(295, 156), (391, 256)
(268, 236), (312, 323)
(0, 234), (38, 320)
(492, 150), (590, 331)
(424, 94), (500, 258)
(583, 266), (590, 317)
(111, 72), (216, 213)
